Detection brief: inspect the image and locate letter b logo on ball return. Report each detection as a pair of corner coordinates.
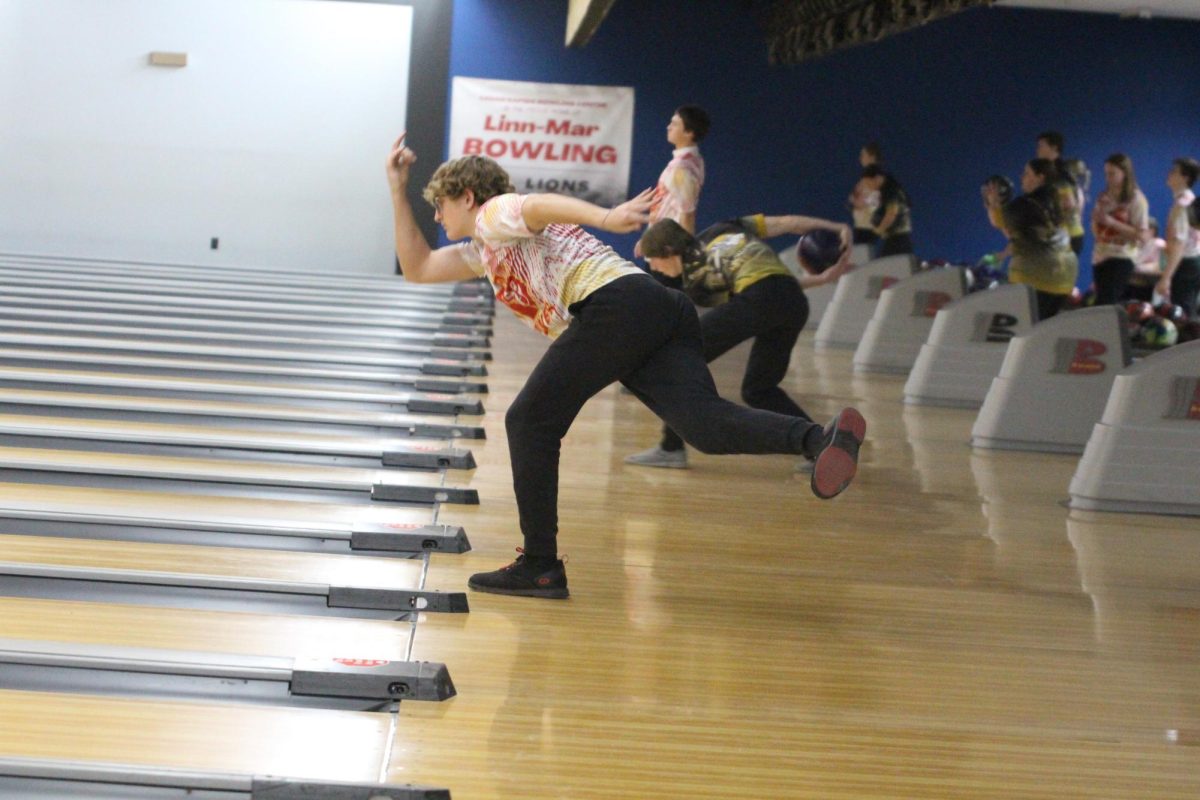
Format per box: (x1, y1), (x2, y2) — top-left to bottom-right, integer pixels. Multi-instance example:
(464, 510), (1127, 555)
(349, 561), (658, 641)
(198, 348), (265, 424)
(1052, 338), (1108, 375)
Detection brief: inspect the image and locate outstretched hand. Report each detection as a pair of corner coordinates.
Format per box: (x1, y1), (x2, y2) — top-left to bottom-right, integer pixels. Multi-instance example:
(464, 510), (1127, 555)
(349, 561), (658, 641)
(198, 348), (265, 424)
(387, 132), (418, 192)
(603, 187), (654, 233)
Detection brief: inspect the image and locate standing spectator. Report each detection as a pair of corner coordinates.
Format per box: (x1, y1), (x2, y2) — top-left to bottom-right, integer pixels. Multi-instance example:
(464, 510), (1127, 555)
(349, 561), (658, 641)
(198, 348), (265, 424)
(989, 159), (1078, 320)
(1035, 132), (1086, 255)
(861, 166), (913, 257)
(1091, 153), (1150, 305)
(1157, 157), (1200, 317)
(849, 142), (883, 249)
(634, 106), (709, 262)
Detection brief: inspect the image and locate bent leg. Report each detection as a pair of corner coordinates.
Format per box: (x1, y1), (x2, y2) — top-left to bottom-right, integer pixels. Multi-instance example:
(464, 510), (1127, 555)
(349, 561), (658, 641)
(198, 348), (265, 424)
(738, 278), (812, 419)
(510, 276), (681, 557)
(657, 295), (756, 452)
(624, 290), (818, 458)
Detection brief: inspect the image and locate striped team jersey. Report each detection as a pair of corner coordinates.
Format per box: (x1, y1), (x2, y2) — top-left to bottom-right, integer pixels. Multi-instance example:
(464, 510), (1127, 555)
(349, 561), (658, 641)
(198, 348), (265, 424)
(649, 146), (705, 226)
(458, 193), (643, 338)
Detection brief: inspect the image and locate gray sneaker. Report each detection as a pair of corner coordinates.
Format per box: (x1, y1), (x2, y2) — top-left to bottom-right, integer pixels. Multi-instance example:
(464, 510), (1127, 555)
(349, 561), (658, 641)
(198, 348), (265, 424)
(624, 445), (688, 469)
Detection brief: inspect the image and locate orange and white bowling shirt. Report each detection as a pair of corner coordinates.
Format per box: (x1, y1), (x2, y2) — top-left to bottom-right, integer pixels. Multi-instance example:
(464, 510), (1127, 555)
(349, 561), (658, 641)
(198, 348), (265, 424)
(458, 193), (643, 338)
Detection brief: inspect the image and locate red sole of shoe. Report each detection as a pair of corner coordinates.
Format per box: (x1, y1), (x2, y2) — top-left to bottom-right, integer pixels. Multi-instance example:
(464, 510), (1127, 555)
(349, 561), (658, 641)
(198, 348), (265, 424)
(812, 408), (866, 500)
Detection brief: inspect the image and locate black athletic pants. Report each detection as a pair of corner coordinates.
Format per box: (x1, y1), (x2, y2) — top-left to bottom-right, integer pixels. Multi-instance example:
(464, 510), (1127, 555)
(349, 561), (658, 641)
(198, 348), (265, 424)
(1035, 290), (1069, 321)
(852, 228), (879, 246)
(1171, 257), (1200, 317)
(879, 233), (914, 257)
(660, 275), (812, 451)
(1093, 257), (1135, 306)
(506, 274), (819, 558)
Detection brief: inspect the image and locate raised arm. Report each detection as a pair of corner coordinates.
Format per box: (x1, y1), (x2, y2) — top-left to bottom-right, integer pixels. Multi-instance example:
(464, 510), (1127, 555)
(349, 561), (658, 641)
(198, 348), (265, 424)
(760, 214), (849, 241)
(874, 203), (900, 236)
(387, 134), (478, 283)
(521, 188), (654, 235)
(760, 214), (854, 289)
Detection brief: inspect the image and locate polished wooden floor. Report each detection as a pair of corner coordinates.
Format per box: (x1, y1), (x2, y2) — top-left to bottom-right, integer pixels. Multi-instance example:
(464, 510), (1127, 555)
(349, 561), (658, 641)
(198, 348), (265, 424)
(1, 310), (1198, 797)
(398, 314), (1200, 798)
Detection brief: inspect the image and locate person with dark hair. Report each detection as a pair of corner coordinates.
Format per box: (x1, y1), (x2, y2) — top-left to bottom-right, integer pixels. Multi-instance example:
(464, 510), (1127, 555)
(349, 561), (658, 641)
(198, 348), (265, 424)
(1157, 157), (1200, 316)
(860, 166), (913, 256)
(624, 214), (851, 470)
(849, 144), (883, 249)
(1035, 131), (1065, 160)
(1092, 153), (1150, 305)
(386, 134), (866, 599)
(1036, 133), (1086, 255)
(1059, 157), (1091, 255)
(988, 159), (1078, 320)
(639, 105), (709, 243)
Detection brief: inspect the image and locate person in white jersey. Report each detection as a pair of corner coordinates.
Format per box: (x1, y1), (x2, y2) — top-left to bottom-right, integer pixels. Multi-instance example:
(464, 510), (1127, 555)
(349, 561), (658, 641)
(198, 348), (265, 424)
(386, 133), (866, 599)
(1158, 157), (1200, 317)
(633, 105), (709, 258)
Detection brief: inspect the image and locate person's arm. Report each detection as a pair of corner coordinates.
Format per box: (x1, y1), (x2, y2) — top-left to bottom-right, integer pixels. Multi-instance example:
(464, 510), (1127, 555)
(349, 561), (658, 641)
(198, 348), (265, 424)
(387, 134), (477, 283)
(759, 214), (847, 241)
(797, 258), (851, 289)
(761, 214), (853, 280)
(874, 202), (899, 236)
(1095, 196), (1146, 243)
(1058, 184), (1078, 216)
(850, 179), (868, 209)
(1157, 207), (1186, 296)
(520, 188), (653, 235)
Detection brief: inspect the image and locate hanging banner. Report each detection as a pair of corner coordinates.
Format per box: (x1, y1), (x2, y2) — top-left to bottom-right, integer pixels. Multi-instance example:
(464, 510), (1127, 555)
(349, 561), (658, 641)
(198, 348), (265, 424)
(448, 76), (634, 207)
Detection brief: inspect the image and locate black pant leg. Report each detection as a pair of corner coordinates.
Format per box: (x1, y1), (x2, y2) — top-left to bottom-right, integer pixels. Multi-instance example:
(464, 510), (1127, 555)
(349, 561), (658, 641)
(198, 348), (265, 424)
(621, 288), (815, 460)
(658, 291), (759, 451)
(507, 275), (679, 556)
(879, 233), (914, 257)
(1170, 257), (1200, 318)
(1093, 257), (1135, 305)
(738, 278), (811, 419)
(1035, 290), (1068, 321)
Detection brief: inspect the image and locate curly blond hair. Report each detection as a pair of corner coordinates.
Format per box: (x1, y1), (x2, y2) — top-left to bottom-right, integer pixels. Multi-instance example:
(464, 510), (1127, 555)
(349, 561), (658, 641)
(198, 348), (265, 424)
(422, 155), (515, 207)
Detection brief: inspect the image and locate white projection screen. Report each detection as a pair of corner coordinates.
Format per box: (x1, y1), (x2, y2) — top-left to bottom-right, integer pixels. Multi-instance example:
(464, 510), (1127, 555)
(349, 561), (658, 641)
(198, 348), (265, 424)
(0, 0), (414, 274)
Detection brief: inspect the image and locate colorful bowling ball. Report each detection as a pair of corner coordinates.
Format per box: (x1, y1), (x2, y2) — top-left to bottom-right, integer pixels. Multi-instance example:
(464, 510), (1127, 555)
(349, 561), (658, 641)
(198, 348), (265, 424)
(1154, 302), (1187, 324)
(1125, 300), (1155, 323)
(1140, 317), (1179, 347)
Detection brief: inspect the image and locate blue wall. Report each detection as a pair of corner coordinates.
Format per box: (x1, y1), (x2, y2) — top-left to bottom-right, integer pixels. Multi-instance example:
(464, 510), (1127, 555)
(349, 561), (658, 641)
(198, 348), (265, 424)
(448, 1), (1200, 287)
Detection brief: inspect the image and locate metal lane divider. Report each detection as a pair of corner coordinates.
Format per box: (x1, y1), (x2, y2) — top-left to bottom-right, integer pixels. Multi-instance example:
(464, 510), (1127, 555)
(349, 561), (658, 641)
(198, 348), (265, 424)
(0, 283), (492, 329)
(0, 414), (480, 469)
(0, 319), (492, 362)
(0, 640), (456, 704)
(0, 303), (491, 349)
(0, 348), (489, 394)
(0, 756), (451, 798)
(0, 381), (486, 420)
(0, 559), (467, 618)
(0, 291), (493, 335)
(0, 333), (488, 377)
(0, 272), (491, 314)
(0, 483), (471, 555)
(0, 447), (478, 506)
